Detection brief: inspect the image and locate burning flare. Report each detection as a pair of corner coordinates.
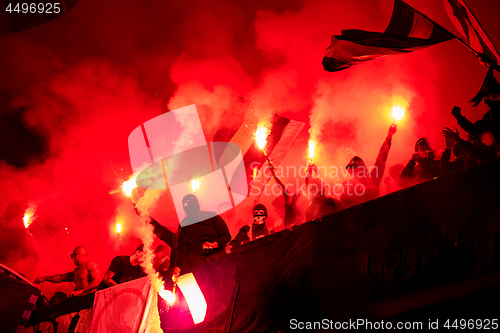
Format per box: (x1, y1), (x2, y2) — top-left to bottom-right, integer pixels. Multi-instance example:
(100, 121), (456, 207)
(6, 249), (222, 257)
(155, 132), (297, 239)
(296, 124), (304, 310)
(122, 178), (137, 197)
(159, 285), (176, 304)
(308, 140), (316, 161)
(23, 214), (31, 229)
(115, 222), (122, 234)
(392, 105), (405, 122)
(191, 179), (200, 192)
(254, 126), (269, 150)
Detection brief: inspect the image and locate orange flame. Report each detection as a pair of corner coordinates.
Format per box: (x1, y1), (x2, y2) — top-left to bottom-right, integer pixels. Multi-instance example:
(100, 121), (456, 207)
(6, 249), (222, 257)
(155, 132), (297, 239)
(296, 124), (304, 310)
(159, 285), (176, 304)
(254, 126), (269, 150)
(122, 178), (137, 197)
(23, 214), (31, 229)
(308, 140), (316, 161)
(191, 179), (200, 192)
(253, 166), (258, 181)
(392, 105), (405, 121)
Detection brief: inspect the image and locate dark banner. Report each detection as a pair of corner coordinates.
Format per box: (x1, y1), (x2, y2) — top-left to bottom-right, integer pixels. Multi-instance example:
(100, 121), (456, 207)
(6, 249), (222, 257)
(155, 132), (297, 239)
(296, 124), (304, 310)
(159, 158), (500, 332)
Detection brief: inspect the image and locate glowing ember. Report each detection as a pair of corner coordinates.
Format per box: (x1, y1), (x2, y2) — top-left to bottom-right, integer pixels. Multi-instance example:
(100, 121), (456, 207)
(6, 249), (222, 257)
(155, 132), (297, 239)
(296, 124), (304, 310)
(392, 105), (405, 121)
(23, 214), (31, 229)
(254, 126), (269, 150)
(159, 286), (176, 304)
(115, 222), (122, 234)
(308, 140), (316, 160)
(177, 273), (207, 324)
(122, 178), (137, 197)
(191, 179), (200, 192)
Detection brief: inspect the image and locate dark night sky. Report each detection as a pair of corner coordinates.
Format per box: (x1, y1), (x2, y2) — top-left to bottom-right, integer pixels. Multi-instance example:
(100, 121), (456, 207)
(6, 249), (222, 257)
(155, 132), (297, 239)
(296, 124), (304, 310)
(0, 0), (498, 298)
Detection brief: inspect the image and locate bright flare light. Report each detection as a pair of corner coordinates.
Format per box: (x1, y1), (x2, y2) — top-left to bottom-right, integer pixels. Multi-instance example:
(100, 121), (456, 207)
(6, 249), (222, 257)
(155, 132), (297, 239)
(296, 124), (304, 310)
(23, 214), (31, 229)
(122, 178), (137, 197)
(191, 179), (200, 192)
(159, 286), (176, 304)
(177, 273), (207, 324)
(255, 126), (269, 150)
(392, 105), (405, 122)
(308, 140), (316, 160)
(115, 222), (122, 234)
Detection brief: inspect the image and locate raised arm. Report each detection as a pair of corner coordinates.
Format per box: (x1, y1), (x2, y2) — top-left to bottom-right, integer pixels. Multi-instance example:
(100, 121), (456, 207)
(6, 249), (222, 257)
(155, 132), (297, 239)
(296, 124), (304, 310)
(149, 217), (176, 248)
(452, 106), (489, 136)
(372, 124), (396, 188)
(268, 164), (293, 205)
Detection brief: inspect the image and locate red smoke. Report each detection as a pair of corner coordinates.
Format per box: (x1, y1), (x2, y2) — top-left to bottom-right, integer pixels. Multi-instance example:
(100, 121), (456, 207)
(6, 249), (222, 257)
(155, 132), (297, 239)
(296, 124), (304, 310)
(0, 0), (498, 298)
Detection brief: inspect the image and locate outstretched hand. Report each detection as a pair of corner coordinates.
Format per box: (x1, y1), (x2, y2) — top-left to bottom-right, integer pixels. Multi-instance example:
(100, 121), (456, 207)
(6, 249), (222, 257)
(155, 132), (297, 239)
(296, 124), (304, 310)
(442, 127), (460, 143)
(387, 123), (397, 138)
(451, 106), (461, 118)
(34, 277), (44, 284)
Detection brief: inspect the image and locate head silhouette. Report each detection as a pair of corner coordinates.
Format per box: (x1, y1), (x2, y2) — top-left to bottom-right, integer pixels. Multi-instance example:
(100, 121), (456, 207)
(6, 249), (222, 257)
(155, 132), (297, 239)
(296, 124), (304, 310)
(182, 194), (201, 217)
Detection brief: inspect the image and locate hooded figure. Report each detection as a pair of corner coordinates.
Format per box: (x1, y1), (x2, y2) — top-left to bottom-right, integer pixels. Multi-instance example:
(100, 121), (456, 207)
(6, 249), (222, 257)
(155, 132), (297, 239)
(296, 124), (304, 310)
(251, 203), (271, 240)
(226, 204), (273, 254)
(398, 138), (441, 188)
(340, 123), (397, 208)
(174, 194), (231, 278)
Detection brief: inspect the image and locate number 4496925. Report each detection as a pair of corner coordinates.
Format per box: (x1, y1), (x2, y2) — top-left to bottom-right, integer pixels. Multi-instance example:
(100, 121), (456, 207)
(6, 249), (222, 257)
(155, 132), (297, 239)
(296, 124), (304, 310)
(444, 319), (498, 330)
(6, 3), (61, 14)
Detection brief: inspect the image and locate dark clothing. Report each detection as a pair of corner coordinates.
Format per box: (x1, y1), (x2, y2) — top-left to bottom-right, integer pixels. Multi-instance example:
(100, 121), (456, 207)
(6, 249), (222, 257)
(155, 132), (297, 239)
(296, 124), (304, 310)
(229, 225), (251, 246)
(398, 158), (441, 188)
(176, 211), (231, 269)
(97, 256), (145, 290)
(150, 217), (177, 271)
(341, 136), (392, 208)
(306, 196), (340, 221)
(229, 222), (271, 246)
(441, 141), (497, 174)
(440, 148), (465, 174)
(251, 222), (270, 239)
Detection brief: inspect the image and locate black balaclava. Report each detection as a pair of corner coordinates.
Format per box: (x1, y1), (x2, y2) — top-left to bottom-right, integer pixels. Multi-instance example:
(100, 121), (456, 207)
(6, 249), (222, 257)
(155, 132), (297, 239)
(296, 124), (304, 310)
(252, 204), (269, 239)
(182, 194), (200, 218)
(253, 204), (267, 219)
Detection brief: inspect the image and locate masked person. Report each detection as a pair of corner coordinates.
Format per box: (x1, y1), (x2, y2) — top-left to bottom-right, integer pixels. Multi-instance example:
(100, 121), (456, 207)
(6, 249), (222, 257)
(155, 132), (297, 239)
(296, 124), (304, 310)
(341, 123), (397, 208)
(34, 246), (100, 297)
(97, 244), (146, 290)
(225, 204), (273, 254)
(398, 137), (441, 188)
(173, 194), (231, 282)
(305, 177), (340, 221)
